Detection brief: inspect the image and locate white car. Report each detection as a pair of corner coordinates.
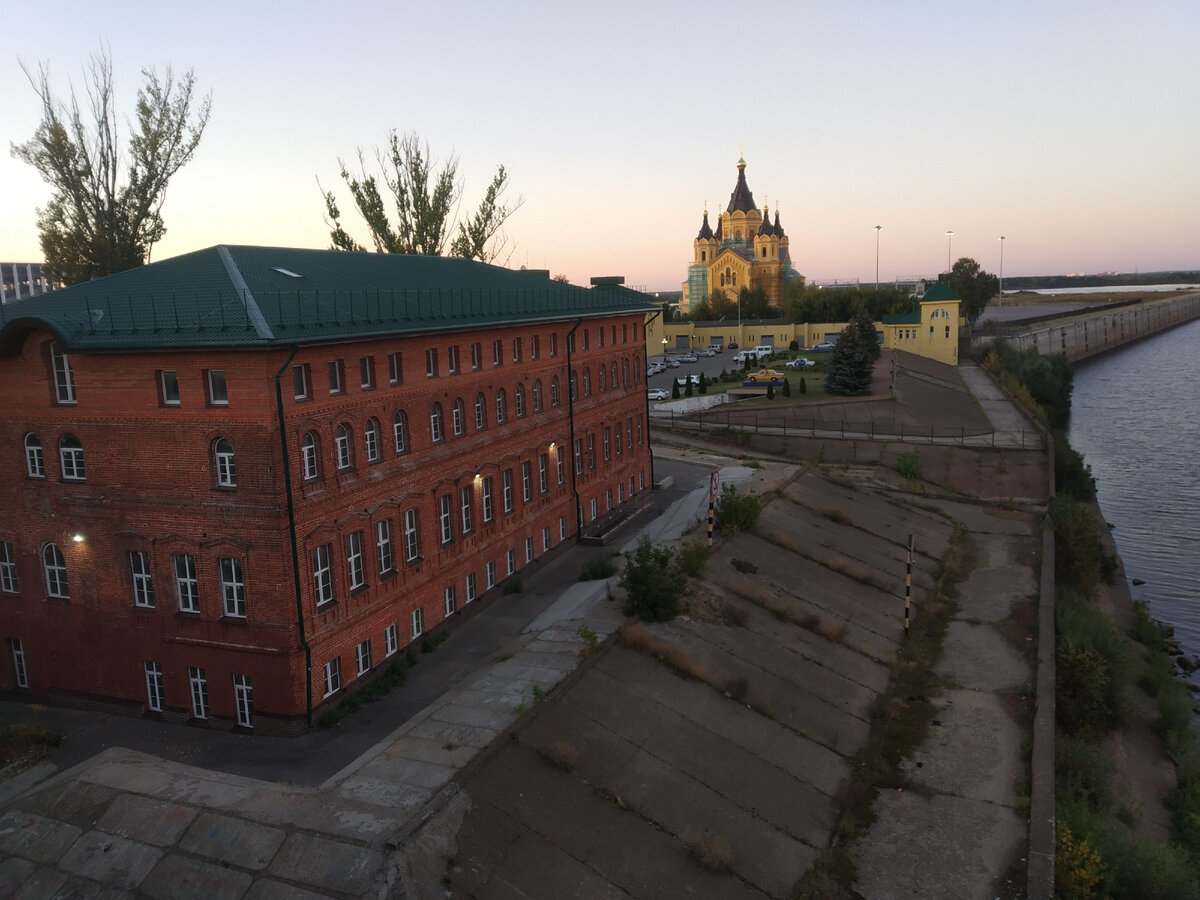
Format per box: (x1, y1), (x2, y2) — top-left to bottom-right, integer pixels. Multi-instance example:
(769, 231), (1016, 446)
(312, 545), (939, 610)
(664, 357), (681, 368)
(678, 354), (698, 363)
(786, 357), (816, 369)
(647, 388), (670, 401)
(700, 348), (717, 357)
(674, 374), (701, 386)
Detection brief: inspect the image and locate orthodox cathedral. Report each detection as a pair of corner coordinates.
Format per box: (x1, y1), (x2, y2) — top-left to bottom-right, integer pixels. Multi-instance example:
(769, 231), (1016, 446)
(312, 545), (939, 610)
(683, 156), (795, 312)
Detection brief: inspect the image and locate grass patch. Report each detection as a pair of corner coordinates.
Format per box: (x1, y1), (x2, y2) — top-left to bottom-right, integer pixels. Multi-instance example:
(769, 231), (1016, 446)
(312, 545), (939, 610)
(578, 553), (618, 582)
(0, 719), (61, 770)
(576, 623), (601, 655)
(538, 739), (579, 773)
(763, 530), (798, 552)
(318, 649), (419, 728)
(813, 504), (853, 525)
(620, 623), (708, 682)
(682, 831), (734, 873)
(678, 542), (711, 577)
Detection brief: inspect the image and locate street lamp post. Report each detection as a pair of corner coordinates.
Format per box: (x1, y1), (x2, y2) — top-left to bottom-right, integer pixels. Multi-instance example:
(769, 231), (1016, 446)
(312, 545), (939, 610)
(999, 235), (1005, 305)
(946, 230), (954, 273)
(874, 225), (882, 293)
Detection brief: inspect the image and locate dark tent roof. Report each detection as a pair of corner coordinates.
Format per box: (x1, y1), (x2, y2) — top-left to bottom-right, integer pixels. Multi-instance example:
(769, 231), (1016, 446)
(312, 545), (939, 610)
(725, 157), (758, 213)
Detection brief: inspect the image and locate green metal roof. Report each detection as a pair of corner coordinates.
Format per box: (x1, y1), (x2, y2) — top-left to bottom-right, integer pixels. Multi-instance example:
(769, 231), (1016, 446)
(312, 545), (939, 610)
(881, 276), (962, 325)
(0, 246), (659, 354)
(919, 275), (962, 303)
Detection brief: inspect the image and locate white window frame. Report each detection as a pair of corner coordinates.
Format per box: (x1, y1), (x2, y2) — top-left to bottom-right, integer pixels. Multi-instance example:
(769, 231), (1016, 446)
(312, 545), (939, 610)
(411, 607), (424, 638)
(207, 369), (228, 406)
(347, 532), (365, 591)
(323, 658), (342, 697)
(542, 526), (551, 552)
(448, 345), (460, 374)
(551, 377), (560, 407)
(314, 544), (333, 606)
(482, 477), (494, 523)
(466, 572), (477, 603)
(12, 639), (28, 688)
(394, 412), (408, 453)
(444, 585), (456, 616)
(506, 548), (516, 575)
(521, 462), (532, 503)
(471, 342), (482, 370)
(161, 370), (180, 406)
(301, 432), (319, 480)
(388, 351), (402, 385)
(364, 418), (380, 462)
(25, 433), (44, 478)
(452, 399), (465, 436)
(425, 348), (439, 378)
(486, 560), (496, 589)
(495, 389), (507, 424)
(130, 551), (155, 608)
(189, 667), (208, 719)
(220, 557), (246, 618)
(376, 520), (394, 574)
(460, 486), (473, 534)
(439, 494), (454, 545)
(502, 470), (514, 514)
(52, 343), (76, 404)
(525, 537), (534, 563)
(43, 543), (68, 599)
(234, 673), (253, 727)
(557, 453), (565, 485)
(144, 661), (164, 712)
(474, 393), (487, 430)
(59, 435), (86, 481)
(512, 337), (522, 363)
(404, 509), (420, 562)
(214, 438), (237, 487)
(328, 359), (344, 394)
(430, 404), (444, 443)
(335, 424), (353, 470)
(590, 499), (598, 522)
(174, 554), (198, 613)
(539, 454), (549, 494)
(359, 356), (375, 389)
(0, 542), (17, 593)
(355, 640), (372, 676)
(492, 339), (502, 366)
(293, 364), (309, 400)
(560, 516), (568, 541)
(385, 623), (399, 657)
(533, 380), (543, 412)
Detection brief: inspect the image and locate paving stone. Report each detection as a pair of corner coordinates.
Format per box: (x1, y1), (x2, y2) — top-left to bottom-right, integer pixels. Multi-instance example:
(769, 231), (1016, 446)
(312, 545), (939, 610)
(140, 852), (254, 899)
(15, 779), (118, 828)
(59, 831), (162, 890)
(96, 794), (196, 847)
(268, 833), (384, 897)
(10, 865), (72, 899)
(244, 878), (337, 900)
(179, 811), (286, 870)
(935, 621), (1029, 691)
(0, 856), (37, 895)
(0, 809), (83, 863)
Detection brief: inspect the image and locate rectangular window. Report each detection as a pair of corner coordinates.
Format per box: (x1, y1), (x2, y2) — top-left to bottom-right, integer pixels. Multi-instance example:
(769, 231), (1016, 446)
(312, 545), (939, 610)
(439, 495), (454, 545)
(637, 415), (644, 445)
(466, 572), (477, 603)
(448, 345), (460, 374)
(25, 436), (44, 478)
(173, 554), (199, 613)
(574, 440), (583, 476)
(460, 486), (474, 534)
(628, 417), (634, 450)
(130, 551), (155, 608)
(323, 658), (341, 697)
(425, 348), (439, 378)
(376, 520), (393, 575)
(607, 488), (613, 511)
(512, 337), (522, 363)
(161, 370), (180, 406)
(293, 364), (309, 400)
(590, 498), (598, 522)
(388, 351), (402, 385)
(233, 673), (253, 727)
(506, 548), (516, 575)
(603, 428), (611, 462)
(538, 454), (549, 493)
(189, 667), (208, 719)
(60, 440), (86, 481)
(404, 509), (420, 562)
(531, 335), (540, 360)
(486, 560), (496, 589)
(52, 344), (76, 404)
(313, 544), (333, 606)
(542, 527), (551, 552)
(411, 607), (424, 638)
(359, 356), (375, 389)
(444, 585), (456, 616)
(220, 558), (246, 618)
(616, 422), (623, 456)
(582, 329), (589, 350)
(481, 477), (495, 523)
(0, 542), (17, 593)
(502, 470), (514, 514)
(144, 661), (164, 712)
(215, 442), (236, 487)
(12, 639), (28, 689)
(385, 623), (399, 657)
(599, 327), (604, 348)
(550, 333), (559, 357)
(207, 369), (228, 406)
(355, 640), (372, 676)
(587, 435), (596, 470)
(521, 461), (532, 503)
(347, 532), (365, 591)
(557, 452), (565, 485)
(525, 537), (534, 563)
(492, 340), (503, 366)
(560, 516), (568, 541)
(471, 342), (482, 370)
(328, 359), (344, 394)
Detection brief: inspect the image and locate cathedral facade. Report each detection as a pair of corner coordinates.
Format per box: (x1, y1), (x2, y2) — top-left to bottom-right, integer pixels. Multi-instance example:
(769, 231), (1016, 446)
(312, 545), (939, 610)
(684, 157), (793, 312)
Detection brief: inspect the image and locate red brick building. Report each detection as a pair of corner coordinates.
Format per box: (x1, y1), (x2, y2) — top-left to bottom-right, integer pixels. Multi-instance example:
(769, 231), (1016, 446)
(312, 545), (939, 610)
(0, 246), (656, 733)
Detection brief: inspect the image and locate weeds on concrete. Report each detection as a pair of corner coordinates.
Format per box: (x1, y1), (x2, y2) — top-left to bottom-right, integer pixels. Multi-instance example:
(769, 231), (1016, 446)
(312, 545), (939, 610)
(578, 553), (618, 582)
(812, 505), (853, 525)
(0, 719), (61, 772)
(317, 649), (420, 729)
(620, 624), (708, 682)
(576, 623), (601, 655)
(683, 831), (734, 873)
(763, 529), (798, 552)
(515, 683), (549, 716)
(538, 739), (579, 773)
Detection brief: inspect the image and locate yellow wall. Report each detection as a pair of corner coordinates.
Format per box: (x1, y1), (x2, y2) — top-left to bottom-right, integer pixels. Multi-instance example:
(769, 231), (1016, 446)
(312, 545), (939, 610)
(881, 300), (960, 365)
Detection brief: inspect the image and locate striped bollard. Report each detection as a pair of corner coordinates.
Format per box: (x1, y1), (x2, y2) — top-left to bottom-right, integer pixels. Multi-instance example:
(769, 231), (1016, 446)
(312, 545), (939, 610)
(904, 534), (913, 637)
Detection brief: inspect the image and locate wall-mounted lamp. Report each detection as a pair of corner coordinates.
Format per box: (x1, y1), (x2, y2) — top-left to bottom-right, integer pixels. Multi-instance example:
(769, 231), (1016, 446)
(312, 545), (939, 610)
(72, 534), (85, 543)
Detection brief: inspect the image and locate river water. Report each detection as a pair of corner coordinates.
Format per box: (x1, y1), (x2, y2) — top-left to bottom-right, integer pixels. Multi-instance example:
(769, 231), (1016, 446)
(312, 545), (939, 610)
(1067, 315), (1200, 672)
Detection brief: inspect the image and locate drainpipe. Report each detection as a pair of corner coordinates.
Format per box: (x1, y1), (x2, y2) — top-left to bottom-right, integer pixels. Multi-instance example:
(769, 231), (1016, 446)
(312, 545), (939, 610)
(643, 309), (663, 489)
(274, 346), (313, 730)
(566, 317), (583, 540)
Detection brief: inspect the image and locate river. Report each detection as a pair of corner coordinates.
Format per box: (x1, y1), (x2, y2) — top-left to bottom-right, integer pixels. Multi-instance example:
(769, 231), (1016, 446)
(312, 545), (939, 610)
(1067, 315), (1200, 675)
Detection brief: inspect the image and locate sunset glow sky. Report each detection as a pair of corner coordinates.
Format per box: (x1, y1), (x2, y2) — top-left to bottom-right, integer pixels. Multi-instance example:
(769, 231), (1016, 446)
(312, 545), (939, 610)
(3, 0), (1197, 291)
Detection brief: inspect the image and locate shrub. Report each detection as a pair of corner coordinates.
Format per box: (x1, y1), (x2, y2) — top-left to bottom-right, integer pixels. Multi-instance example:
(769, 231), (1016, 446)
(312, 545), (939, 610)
(421, 630), (449, 653)
(1056, 588), (1128, 735)
(671, 380), (681, 399)
(620, 536), (686, 621)
(683, 832), (734, 873)
(1055, 442), (1097, 502)
(714, 484), (761, 533)
(1050, 495), (1107, 593)
(1055, 824), (1105, 900)
(540, 739), (579, 772)
(503, 578), (523, 594)
(766, 382), (775, 400)
(789, 339), (800, 351)
(698, 372), (708, 394)
(678, 542), (710, 577)
(782, 378), (791, 397)
(894, 452), (920, 481)
(685, 379), (694, 397)
(799, 376), (807, 394)
(576, 623), (600, 654)
(579, 553), (618, 581)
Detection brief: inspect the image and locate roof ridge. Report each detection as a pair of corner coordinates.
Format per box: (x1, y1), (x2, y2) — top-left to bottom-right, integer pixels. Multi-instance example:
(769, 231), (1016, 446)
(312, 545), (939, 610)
(217, 245), (274, 340)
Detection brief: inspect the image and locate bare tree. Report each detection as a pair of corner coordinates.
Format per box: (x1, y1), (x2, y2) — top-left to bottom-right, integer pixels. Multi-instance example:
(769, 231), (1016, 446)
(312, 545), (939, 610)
(11, 51), (212, 285)
(322, 131), (522, 265)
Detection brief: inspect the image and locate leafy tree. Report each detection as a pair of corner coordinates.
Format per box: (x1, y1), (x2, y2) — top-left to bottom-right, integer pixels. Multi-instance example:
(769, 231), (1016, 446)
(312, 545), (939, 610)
(12, 52), (212, 285)
(781, 378), (791, 397)
(620, 537), (686, 621)
(714, 484), (761, 532)
(766, 382), (775, 400)
(738, 285), (773, 319)
(322, 130), (522, 263)
(825, 306), (878, 396)
(689, 298), (714, 321)
(698, 372), (708, 394)
(948, 257), (999, 330)
(671, 379), (681, 399)
(799, 376), (807, 394)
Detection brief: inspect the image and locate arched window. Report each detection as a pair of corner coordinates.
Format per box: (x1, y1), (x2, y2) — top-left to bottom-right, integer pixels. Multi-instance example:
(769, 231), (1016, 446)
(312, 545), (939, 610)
(622, 359), (630, 388)
(430, 403), (445, 443)
(474, 393), (487, 430)
(532, 379), (543, 412)
(583, 368), (592, 397)
(452, 398), (466, 437)
(59, 434), (86, 481)
(25, 433), (44, 478)
(611, 362), (618, 390)
(43, 543), (68, 599)
(495, 389), (507, 424)
(551, 376), (561, 407)
(515, 384), (526, 418)
(301, 431), (320, 480)
(598, 367), (606, 393)
(213, 438), (237, 487)
(335, 423), (354, 470)
(364, 418), (381, 462)
(569, 372), (577, 402)
(393, 412), (409, 454)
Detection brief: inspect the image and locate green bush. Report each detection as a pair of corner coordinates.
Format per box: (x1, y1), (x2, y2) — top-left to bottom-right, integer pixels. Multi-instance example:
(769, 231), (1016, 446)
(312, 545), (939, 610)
(1055, 441), (1097, 502)
(782, 378), (791, 397)
(789, 339), (800, 351)
(766, 382), (775, 400)
(1056, 588), (1128, 735)
(894, 452), (920, 480)
(503, 578), (523, 594)
(620, 536), (686, 621)
(671, 380), (681, 399)
(1050, 495), (1108, 593)
(799, 376), (807, 394)
(579, 553), (618, 581)
(698, 372), (708, 394)
(679, 541), (711, 577)
(714, 484), (761, 533)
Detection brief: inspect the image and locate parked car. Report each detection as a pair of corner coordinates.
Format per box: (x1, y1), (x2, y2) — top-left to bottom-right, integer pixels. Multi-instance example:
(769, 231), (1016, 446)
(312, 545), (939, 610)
(647, 388), (670, 401)
(786, 357), (816, 369)
(677, 353), (698, 363)
(809, 341), (835, 352)
(647, 362), (665, 375)
(700, 348), (717, 357)
(743, 368), (785, 384)
(727, 342), (739, 350)
(664, 357), (681, 368)
(674, 374), (701, 386)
